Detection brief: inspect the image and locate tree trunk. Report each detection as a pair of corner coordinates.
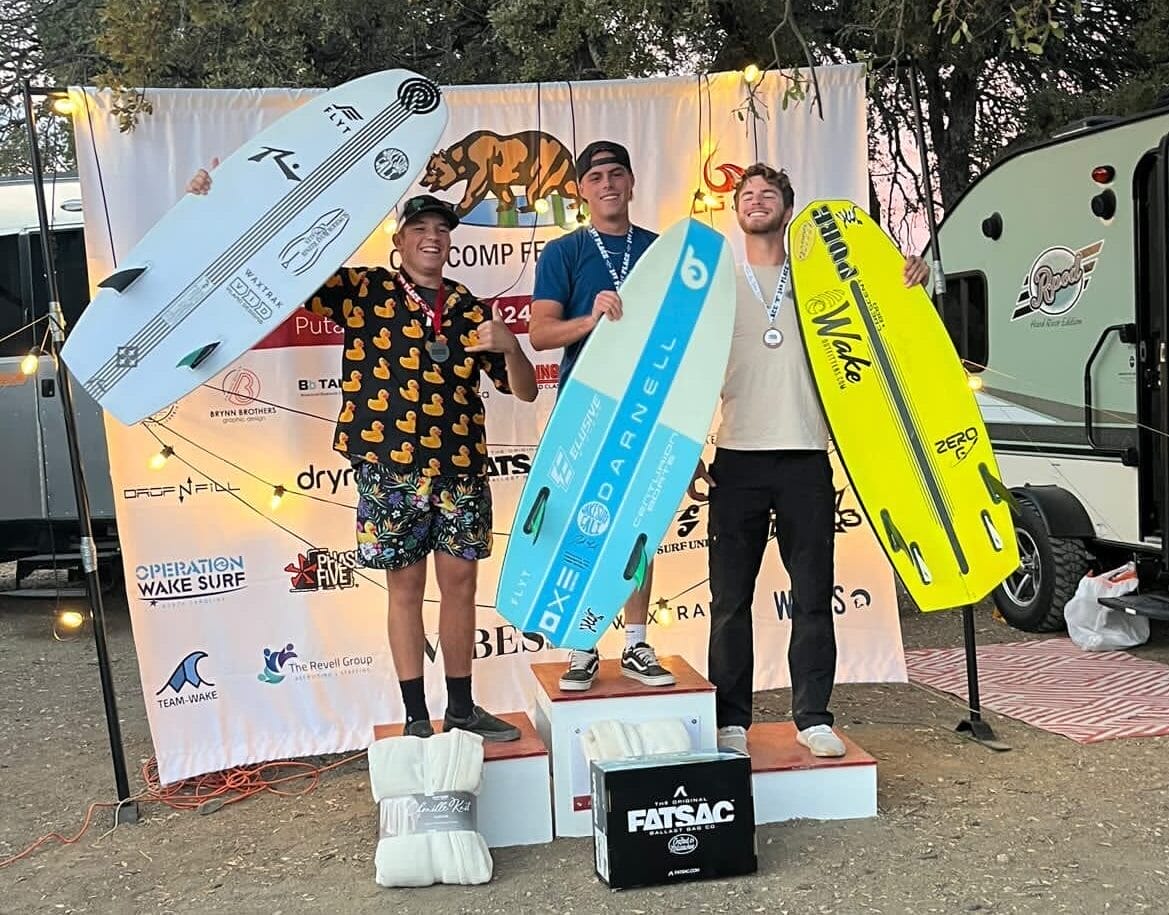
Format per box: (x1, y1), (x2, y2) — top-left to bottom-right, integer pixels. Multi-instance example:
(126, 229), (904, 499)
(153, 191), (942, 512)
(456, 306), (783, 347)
(925, 62), (977, 211)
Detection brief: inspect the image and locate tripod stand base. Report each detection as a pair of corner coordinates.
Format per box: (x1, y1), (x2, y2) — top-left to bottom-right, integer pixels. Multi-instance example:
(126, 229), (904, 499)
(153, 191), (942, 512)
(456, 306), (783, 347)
(956, 716), (1011, 751)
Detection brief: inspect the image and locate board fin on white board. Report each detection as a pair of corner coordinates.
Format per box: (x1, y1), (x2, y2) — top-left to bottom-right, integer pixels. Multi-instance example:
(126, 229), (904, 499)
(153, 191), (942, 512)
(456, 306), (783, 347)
(622, 534), (649, 590)
(178, 341), (221, 370)
(97, 266), (147, 293)
(522, 486), (550, 542)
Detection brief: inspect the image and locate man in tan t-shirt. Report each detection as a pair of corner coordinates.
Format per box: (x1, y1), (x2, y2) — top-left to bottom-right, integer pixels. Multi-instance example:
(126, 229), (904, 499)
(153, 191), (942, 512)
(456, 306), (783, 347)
(690, 163), (928, 757)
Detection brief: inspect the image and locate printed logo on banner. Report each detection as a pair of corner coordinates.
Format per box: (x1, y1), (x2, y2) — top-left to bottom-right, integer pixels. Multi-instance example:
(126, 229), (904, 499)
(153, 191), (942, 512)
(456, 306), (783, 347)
(285, 547), (360, 592)
(535, 363), (559, 389)
(297, 376), (343, 398)
(135, 555), (247, 607)
(297, 463), (355, 495)
(486, 451), (532, 480)
(122, 478), (241, 505)
(420, 129), (580, 229)
(257, 641), (374, 683)
(690, 152), (746, 216)
(773, 584), (872, 620)
(258, 643), (299, 684)
(208, 368), (278, 425)
(155, 651), (218, 709)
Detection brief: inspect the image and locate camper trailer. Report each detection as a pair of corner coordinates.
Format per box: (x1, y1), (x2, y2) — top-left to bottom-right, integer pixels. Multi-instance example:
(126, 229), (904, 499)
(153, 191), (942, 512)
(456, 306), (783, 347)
(935, 105), (1169, 630)
(0, 174), (115, 568)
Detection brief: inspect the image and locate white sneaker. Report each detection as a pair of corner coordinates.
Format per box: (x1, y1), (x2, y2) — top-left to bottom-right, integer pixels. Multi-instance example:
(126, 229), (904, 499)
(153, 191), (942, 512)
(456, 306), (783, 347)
(796, 724), (846, 758)
(717, 725), (749, 755)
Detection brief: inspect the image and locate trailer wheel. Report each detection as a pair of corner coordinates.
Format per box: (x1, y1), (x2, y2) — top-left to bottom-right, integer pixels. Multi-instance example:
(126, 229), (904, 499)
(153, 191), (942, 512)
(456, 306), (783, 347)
(992, 500), (1089, 632)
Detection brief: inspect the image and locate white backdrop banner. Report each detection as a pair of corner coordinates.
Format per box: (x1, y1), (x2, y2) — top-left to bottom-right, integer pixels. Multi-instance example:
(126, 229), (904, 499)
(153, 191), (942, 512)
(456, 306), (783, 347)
(71, 66), (906, 784)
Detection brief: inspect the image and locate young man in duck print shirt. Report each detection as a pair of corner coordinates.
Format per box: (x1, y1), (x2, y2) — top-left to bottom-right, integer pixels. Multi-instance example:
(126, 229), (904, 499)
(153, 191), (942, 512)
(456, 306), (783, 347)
(188, 168), (538, 740)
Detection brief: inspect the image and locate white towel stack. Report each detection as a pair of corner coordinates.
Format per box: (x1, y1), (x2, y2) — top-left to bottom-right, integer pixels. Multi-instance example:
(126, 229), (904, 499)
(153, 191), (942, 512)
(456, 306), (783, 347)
(581, 719), (693, 762)
(367, 729), (493, 887)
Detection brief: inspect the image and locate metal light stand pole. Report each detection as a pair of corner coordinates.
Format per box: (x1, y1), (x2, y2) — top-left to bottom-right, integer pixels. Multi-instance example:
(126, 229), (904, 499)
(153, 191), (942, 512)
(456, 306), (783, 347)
(902, 59), (1009, 752)
(21, 80), (140, 820)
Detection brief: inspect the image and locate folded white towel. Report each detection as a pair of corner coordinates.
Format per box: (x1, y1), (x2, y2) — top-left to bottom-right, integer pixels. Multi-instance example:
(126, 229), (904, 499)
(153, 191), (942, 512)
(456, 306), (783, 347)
(582, 719), (692, 763)
(368, 730), (492, 887)
(368, 729), (485, 802)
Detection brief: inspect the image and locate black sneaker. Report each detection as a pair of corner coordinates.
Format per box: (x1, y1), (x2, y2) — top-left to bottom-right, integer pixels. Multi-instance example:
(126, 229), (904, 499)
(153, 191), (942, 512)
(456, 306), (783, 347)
(443, 705), (521, 742)
(620, 643), (676, 686)
(558, 649), (599, 691)
(404, 718), (434, 738)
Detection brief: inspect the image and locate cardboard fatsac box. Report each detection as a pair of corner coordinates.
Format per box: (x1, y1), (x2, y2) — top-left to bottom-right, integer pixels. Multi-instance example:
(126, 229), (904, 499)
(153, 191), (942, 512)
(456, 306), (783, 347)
(590, 750), (757, 889)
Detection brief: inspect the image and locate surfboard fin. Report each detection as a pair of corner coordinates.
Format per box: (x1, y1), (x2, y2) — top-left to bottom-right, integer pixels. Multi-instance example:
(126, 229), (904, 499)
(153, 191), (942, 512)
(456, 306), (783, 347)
(98, 267), (147, 293)
(622, 534), (650, 590)
(981, 509), (1005, 551)
(178, 341), (221, 370)
(979, 463), (1018, 510)
(522, 486), (550, 542)
(882, 509), (932, 586)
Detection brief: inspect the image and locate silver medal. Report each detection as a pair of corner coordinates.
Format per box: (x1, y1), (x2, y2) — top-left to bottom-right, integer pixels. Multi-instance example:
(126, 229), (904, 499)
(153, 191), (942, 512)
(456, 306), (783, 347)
(762, 327), (784, 348)
(426, 339), (450, 363)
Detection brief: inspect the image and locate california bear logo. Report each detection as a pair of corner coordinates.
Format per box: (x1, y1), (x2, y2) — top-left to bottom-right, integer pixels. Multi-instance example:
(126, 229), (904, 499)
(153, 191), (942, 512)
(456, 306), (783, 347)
(421, 130), (579, 223)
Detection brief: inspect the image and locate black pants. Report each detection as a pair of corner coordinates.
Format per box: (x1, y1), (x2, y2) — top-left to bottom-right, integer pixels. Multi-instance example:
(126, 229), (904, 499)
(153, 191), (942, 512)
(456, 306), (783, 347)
(706, 448), (837, 731)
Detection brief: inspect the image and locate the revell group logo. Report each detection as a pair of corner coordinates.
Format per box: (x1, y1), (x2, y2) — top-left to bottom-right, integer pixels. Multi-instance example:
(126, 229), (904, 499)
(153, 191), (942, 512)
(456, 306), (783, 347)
(257, 642), (374, 683)
(258, 643), (298, 684)
(135, 555), (247, 607)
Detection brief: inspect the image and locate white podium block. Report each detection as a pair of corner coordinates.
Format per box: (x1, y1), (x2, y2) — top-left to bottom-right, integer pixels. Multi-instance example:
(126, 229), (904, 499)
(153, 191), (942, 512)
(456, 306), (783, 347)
(747, 722), (877, 824)
(529, 655), (718, 838)
(372, 712), (553, 848)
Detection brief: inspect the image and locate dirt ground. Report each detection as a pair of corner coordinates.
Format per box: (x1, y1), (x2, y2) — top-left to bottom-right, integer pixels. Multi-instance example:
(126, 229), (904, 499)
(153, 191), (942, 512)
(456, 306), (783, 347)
(2, 566), (1168, 915)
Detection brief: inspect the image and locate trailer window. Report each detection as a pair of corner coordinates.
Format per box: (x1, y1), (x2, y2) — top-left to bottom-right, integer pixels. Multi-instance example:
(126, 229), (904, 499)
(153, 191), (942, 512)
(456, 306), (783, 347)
(942, 272), (989, 370)
(0, 234), (29, 357)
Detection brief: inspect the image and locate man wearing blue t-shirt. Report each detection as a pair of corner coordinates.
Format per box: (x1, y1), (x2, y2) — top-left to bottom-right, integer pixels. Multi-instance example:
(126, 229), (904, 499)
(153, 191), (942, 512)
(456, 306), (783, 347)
(528, 140), (675, 692)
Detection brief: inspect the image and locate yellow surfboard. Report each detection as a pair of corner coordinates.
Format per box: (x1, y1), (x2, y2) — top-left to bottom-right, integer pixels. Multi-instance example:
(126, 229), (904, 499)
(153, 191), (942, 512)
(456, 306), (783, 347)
(787, 199), (1019, 611)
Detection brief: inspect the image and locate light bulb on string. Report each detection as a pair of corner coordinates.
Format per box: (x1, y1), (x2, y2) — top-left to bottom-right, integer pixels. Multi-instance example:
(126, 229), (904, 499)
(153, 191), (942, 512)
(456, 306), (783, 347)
(149, 445), (174, 470)
(52, 608), (87, 641)
(50, 95), (76, 116)
(270, 485), (286, 510)
(743, 64), (762, 85)
(967, 373), (984, 392)
(382, 216), (398, 234)
(20, 350), (39, 375)
(702, 194), (718, 208)
(533, 197), (551, 215)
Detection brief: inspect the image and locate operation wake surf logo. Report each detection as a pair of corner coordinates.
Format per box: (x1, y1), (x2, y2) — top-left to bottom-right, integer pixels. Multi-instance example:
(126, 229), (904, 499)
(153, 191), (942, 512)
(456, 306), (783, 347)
(136, 555), (247, 607)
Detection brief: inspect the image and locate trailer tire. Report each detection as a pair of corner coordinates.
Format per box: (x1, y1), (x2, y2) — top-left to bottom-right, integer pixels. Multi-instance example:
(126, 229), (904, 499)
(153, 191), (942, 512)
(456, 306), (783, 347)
(992, 500), (1090, 632)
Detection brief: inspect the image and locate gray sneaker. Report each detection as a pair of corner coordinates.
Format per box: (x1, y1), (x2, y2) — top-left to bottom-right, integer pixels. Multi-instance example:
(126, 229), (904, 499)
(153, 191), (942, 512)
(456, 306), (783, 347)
(717, 725), (749, 755)
(443, 705), (521, 742)
(558, 649), (600, 691)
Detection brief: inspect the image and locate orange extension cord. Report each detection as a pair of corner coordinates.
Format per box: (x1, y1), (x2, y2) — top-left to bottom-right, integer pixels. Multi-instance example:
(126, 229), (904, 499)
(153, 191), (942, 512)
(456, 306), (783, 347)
(0, 752), (366, 869)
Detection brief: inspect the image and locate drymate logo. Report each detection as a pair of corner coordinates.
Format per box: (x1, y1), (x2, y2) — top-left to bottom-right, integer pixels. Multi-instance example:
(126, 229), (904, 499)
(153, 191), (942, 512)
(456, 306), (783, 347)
(122, 478), (241, 505)
(155, 651), (218, 709)
(135, 555), (246, 607)
(1012, 240), (1104, 321)
(258, 641), (374, 682)
(297, 463), (355, 496)
(285, 547), (360, 592)
(258, 643), (298, 684)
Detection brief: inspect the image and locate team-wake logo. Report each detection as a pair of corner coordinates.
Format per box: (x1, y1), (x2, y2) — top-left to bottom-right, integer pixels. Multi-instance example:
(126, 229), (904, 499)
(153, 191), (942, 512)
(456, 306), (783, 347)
(135, 555), (247, 607)
(285, 547), (360, 592)
(155, 651), (218, 708)
(258, 643), (299, 684)
(1011, 240), (1104, 320)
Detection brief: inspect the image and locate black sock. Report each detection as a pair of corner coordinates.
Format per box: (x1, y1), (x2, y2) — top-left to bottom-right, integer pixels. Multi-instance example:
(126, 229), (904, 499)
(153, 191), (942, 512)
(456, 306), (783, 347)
(400, 677), (429, 725)
(446, 675), (473, 719)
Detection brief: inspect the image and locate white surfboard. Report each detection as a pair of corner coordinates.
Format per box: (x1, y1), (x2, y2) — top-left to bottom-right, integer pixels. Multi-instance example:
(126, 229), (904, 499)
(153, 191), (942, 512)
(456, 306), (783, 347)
(60, 69), (448, 426)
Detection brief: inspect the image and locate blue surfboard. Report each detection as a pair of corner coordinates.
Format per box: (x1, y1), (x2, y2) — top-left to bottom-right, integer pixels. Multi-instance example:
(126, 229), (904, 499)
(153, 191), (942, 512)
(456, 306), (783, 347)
(495, 218), (735, 649)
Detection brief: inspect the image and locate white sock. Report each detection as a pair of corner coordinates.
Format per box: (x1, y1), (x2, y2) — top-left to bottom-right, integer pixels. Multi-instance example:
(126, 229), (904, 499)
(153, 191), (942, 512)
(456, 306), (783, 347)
(625, 624), (647, 649)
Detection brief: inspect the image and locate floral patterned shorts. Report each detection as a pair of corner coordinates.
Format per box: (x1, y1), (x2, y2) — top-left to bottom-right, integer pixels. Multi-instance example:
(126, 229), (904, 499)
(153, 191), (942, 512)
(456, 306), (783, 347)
(353, 462), (493, 570)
